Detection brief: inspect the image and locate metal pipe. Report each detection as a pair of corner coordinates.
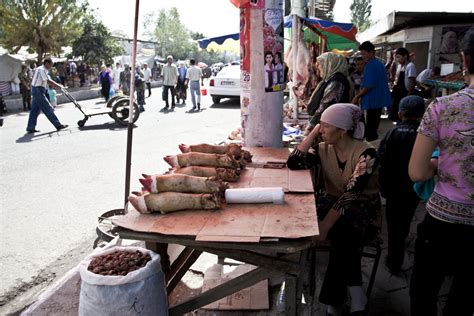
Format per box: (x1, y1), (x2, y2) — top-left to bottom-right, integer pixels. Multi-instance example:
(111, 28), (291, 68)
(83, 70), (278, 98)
(124, 0), (140, 208)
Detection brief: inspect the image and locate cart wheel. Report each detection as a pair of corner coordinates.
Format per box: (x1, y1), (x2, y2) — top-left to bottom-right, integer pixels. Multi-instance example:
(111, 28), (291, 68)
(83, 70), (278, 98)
(77, 118), (87, 127)
(106, 95), (126, 108)
(111, 99), (140, 126)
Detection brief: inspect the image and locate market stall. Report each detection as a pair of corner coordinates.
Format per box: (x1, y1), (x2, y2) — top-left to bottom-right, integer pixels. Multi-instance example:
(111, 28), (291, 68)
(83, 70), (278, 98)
(112, 147), (319, 315)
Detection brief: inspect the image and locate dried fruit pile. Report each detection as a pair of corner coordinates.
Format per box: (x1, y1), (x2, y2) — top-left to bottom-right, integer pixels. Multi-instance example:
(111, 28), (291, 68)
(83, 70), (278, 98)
(88, 250), (151, 276)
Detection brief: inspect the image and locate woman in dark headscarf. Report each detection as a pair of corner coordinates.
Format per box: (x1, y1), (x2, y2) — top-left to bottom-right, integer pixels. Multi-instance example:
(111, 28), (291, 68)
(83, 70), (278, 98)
(305, 52), (352, 133)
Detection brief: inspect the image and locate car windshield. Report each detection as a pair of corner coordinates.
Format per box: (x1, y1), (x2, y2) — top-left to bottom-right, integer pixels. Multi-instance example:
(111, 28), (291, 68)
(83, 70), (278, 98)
(216, 65), (240, 78)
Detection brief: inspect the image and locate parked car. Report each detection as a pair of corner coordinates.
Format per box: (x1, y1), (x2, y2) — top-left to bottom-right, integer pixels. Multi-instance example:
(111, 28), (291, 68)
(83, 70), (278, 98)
(209, 65), (240, 104)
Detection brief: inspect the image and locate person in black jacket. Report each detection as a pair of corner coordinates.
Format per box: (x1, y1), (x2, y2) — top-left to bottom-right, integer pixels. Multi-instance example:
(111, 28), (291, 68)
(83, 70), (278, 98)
(378, 95), (425, 274)
(305, 52), (352, 134)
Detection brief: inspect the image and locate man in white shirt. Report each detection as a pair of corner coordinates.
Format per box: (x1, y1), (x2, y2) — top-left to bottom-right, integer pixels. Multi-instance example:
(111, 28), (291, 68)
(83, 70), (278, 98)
(112, 62), (122, 91)
(185, 59), (203, 111)
(160, 55), (178, 109)
(390, 47), (417, 122)
(26, 57), (68, 133)
(143, 62), (152, 97)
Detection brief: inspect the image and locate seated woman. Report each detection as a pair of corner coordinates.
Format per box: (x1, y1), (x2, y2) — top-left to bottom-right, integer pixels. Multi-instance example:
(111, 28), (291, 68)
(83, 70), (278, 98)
(287, 103), (379, 316)
(305, 52), (352, 133)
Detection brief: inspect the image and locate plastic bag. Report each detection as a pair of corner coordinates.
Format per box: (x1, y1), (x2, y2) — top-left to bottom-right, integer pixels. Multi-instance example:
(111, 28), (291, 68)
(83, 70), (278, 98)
(79, 246), (168, 316)
(109, 85), (116, 97)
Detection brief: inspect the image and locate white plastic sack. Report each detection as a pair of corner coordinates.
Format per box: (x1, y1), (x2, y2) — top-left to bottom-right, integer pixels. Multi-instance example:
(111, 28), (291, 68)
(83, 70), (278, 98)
(79, 246), (168, 316)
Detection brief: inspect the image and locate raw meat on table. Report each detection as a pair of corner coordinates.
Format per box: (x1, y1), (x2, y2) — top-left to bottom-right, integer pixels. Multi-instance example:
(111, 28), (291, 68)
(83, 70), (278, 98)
(139, 174), (228, 194)
(164, 152), (239, 169)
(179, 143), (252, 163)
(168, 166), (241, 182)
(128, 191), (221, 214)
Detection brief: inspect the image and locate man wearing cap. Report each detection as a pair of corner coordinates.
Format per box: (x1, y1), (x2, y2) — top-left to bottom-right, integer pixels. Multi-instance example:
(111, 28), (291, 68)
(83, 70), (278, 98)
(26, 57), (68, 133)
(160, 55), (178, 109)
(378, 95), (425, 274)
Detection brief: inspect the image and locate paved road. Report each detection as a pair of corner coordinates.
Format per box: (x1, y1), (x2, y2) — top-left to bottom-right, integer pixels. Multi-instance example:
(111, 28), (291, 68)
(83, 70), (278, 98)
(0, 88), (240, 311)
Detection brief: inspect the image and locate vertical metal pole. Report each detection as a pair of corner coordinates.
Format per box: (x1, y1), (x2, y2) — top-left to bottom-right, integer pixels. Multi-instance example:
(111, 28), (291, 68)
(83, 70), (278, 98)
(124, 0), (140, 207)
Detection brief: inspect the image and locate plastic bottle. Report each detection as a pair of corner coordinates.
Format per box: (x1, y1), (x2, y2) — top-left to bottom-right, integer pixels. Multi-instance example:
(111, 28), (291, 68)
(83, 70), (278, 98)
(276, 281), (286, 312)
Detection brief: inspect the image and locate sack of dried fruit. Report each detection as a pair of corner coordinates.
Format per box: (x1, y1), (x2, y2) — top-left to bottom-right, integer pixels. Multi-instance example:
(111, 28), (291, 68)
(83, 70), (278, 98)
(78, 246), (168, 316)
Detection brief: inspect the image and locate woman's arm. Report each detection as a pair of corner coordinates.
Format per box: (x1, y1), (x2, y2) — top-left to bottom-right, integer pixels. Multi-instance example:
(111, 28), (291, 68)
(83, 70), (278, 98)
(287, 124), (321, 170)
(409, 133), (438, 182)
(298, 124), (320, 153)
(317, 148), (378, 240)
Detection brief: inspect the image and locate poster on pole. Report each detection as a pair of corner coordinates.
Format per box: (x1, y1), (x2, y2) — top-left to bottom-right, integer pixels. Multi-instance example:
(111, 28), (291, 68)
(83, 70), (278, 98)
(240, 6), (251, 90)
(263, 0), (284, 93)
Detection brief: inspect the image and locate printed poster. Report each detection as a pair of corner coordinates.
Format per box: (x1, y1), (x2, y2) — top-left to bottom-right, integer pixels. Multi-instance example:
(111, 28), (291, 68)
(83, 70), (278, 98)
(240, 6), (251, 90)
(263, 0), (284, 92)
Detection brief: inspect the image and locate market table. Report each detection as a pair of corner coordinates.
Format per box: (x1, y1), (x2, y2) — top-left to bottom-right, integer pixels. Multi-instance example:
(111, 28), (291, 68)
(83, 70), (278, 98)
(113, 147), (319, 315)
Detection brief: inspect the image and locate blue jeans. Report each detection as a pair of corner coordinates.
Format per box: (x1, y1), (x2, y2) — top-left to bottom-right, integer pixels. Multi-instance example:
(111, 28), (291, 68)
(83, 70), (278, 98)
(189, 81), (201, 107)
(27, 86), (61, 130)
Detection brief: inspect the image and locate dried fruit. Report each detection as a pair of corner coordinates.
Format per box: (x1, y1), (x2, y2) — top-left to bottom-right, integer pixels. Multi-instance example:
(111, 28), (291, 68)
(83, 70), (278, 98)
(87, 250), (151, 276)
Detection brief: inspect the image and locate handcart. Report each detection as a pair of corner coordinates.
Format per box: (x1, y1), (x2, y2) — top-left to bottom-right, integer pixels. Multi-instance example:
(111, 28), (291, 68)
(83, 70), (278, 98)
(60, 87), (140, 127)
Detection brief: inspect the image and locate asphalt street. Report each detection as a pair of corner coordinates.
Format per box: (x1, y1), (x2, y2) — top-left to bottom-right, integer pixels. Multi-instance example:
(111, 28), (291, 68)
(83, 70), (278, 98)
(0, 87), (241, 312)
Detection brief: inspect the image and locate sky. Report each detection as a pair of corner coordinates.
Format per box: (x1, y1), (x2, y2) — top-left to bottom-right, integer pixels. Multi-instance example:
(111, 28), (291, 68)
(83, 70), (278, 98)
(87, 0), (472, 39)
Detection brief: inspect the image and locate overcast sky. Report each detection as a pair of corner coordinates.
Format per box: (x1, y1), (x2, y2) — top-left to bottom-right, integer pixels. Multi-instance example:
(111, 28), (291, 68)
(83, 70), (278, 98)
(87, 0), (472, 38)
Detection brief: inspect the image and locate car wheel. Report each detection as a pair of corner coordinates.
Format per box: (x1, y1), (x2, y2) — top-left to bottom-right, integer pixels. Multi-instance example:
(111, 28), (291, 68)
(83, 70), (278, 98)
(212, 96), (221, 104)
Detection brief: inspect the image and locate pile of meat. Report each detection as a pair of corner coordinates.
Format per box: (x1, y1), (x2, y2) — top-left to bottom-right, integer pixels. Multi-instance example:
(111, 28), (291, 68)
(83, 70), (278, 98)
(128, 143), (252, 214)
(87, 250), (151, 276)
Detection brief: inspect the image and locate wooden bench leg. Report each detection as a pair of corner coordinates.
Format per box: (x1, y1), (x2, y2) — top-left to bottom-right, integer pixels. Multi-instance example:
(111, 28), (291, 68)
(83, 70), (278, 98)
(365, 245), (382, 298)
(145, 242), (170, 280)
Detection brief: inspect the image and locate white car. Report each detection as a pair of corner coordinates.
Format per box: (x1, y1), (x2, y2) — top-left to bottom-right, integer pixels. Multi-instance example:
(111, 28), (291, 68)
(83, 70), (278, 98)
(209, 65), (240, 104)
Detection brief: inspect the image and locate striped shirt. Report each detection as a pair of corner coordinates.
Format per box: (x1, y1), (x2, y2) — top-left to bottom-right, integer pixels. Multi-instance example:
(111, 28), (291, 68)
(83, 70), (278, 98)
(31, 65), (50, 88)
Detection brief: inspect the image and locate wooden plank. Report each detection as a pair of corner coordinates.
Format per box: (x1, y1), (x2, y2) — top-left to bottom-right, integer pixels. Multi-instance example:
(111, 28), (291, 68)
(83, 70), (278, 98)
(167, 248), (202, 294)
(196, 208), (267, 242)
(192, 246), (301, 275)
(117, 229), (314, 253)
(261, 194), (319, 238)
(247, 147), (290, 164)
(288, 169), (314, 192)
(195, 235), (260, 242)
(169, 267), (280, 315)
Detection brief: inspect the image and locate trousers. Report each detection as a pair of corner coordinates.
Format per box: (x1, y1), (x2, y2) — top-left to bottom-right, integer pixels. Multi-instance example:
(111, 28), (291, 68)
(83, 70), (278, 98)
(189, 81), (201, 108)
(410, 213), (474, 316)
(27, 86), (61, 130)
(385, 192), (419, 271)
(364, 108), (382, 141)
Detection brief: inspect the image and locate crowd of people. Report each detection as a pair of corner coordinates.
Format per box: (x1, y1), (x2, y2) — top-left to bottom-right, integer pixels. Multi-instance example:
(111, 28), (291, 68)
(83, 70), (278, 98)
(289, 30), (473, 316)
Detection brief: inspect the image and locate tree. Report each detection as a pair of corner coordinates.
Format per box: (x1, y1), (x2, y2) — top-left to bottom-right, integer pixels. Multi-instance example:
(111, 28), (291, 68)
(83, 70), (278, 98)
(144, 7), (193, 60)
(71, 14), (123, 67)
(350, 0), (372, 33)
(190, 31), (205, 41)
(0, 0), (85, 62)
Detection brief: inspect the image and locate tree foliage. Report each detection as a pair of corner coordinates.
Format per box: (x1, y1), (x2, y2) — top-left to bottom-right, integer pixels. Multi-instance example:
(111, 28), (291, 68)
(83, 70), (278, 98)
(145, 8), (193, 60)
(350, 0), (372, 33)
(71, 14), (123, 67)
(0, 0), (85, 62)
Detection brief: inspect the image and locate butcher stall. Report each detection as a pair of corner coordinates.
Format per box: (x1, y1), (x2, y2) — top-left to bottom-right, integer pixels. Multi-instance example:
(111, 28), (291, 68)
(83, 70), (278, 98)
(111, 146), (319, 315)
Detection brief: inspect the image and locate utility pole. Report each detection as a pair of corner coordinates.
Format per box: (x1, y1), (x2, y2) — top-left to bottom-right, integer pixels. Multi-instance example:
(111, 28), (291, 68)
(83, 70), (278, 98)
(241, 0), (285, 148)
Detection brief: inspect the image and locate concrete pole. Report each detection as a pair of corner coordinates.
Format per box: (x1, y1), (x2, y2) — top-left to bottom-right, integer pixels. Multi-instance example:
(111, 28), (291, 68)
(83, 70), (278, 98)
(243, 5), (284, 148)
